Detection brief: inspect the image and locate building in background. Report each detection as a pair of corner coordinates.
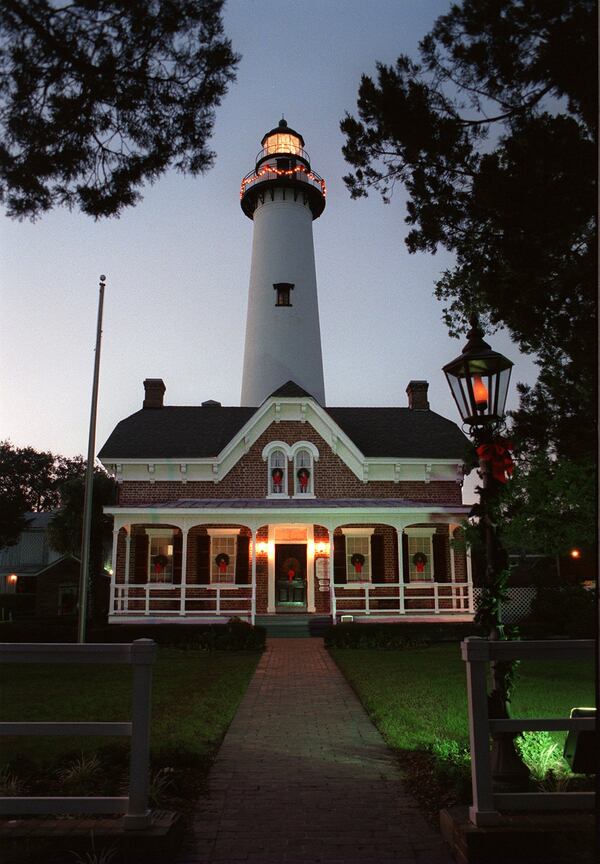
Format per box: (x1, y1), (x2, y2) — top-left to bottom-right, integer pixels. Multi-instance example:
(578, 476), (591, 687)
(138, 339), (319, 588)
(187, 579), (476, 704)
(99, 122), (473, 624)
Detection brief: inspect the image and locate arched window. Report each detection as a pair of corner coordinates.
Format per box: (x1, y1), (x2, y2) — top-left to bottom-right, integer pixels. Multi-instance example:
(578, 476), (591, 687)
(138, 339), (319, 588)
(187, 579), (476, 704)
(269, 449), (287, 495)
(294, 448), (313, 496)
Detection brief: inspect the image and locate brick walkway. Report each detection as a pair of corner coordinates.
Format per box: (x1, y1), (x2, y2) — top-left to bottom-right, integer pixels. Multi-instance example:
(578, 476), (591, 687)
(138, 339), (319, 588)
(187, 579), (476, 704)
(179, 638), (454, 864)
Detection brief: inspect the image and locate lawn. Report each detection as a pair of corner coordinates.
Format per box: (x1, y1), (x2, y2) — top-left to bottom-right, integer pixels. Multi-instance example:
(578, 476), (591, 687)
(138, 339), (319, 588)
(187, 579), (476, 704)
(331, 643), (595, 751)
(0, 648), (260, 767)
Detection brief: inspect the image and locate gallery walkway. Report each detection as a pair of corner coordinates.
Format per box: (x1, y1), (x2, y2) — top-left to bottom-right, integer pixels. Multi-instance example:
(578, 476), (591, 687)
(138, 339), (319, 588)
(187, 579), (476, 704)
(178, 638), (454, 864)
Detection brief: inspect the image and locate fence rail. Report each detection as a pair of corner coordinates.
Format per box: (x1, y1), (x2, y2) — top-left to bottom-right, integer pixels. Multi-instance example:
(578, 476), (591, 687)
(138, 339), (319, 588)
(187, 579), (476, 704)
(462, 637), (596, 826)
(112, 583), (254, 622)
(334, 581), (473, 618)
(0, 640), (157, 829)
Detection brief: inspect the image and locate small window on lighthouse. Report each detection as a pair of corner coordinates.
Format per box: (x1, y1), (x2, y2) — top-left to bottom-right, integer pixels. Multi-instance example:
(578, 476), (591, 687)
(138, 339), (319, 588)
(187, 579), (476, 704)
(274, 283), (293, 307)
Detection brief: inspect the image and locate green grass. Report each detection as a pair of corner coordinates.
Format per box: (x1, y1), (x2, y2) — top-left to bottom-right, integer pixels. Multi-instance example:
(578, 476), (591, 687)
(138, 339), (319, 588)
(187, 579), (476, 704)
(0, 648), (260, 765)
(331, 643), (595, 752)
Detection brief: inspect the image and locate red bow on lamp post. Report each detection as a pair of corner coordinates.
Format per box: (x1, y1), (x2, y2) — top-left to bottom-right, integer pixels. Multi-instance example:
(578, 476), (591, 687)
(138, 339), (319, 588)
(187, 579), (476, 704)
(476, 438), (514, 483)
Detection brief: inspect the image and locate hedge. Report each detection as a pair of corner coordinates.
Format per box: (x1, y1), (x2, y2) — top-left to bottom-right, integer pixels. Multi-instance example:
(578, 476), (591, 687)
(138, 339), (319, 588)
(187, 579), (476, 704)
(0, 618), (266, 650)
(324, 621), (484, 649)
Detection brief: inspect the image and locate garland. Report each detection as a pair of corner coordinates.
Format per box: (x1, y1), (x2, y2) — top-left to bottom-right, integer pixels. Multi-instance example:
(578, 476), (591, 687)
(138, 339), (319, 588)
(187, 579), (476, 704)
(350, 553), (365, 574)
(215, 552), (230, 574)
(412, 552), (428, 574)
(241, 163), (327, 198)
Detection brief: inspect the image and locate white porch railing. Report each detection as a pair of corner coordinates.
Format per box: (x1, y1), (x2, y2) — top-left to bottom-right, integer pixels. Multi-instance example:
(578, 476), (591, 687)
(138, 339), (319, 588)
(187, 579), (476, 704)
(113, 584), (254, 622)
(334, 581), (473, 617)
(0, 640), (157, 828)
(462, 637), (596, 826)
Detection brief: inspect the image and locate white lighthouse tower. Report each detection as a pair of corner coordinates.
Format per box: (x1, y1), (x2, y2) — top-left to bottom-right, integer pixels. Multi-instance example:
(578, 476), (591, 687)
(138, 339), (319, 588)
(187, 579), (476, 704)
(240, 120), (326, 406)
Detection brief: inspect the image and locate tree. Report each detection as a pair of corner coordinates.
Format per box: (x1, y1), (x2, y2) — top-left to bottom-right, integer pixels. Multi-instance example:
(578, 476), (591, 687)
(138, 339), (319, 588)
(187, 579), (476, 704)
(501, 457), (597, 557)
(0, 441), (85, 525)
(48, 470), (116, 576)
(0, 0), (239, 219)
(341, 0), (596, 460)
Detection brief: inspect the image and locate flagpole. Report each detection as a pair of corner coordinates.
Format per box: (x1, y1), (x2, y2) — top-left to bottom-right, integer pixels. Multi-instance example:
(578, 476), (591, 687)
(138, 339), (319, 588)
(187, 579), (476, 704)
(77, 275), (106, 644)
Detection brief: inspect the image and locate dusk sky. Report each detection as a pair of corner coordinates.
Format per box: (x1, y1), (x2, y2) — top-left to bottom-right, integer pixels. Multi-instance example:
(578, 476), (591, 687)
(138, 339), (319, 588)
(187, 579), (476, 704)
(1, 0), (538, 470)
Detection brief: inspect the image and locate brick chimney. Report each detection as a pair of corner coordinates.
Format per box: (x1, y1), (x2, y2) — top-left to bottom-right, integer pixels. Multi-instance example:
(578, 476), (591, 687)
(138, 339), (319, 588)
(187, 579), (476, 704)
(143, 378), (166, 409)
(406, 380), (430, 410)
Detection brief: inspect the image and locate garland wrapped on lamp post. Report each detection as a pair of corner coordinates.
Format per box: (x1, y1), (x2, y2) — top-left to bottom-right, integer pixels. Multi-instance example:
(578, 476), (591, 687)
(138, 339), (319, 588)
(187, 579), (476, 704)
(443, 314), (528, 786)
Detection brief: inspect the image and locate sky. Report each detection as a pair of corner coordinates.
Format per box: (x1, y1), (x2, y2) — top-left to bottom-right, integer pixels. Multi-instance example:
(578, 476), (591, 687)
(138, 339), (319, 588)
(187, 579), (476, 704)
(1, 0), (538, 468)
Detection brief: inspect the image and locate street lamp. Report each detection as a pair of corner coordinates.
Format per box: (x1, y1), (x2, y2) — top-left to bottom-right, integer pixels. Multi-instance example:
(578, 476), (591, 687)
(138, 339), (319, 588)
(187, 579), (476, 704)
(444, 314), (529, 785)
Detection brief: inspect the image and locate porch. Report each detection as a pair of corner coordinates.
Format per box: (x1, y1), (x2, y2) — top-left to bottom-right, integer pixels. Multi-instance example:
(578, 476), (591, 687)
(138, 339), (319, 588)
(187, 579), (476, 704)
(105, 500), (473, 624)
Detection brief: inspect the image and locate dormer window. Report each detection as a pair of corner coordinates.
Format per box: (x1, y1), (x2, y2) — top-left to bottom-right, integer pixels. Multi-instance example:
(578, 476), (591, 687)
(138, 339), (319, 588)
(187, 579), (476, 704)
(274, 283), (293, 307)
(269, 449), (287, 495)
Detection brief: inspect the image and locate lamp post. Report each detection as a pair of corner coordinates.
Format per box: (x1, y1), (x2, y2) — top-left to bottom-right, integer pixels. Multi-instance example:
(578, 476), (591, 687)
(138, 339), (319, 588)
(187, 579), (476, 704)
(443, 315), (529, 785)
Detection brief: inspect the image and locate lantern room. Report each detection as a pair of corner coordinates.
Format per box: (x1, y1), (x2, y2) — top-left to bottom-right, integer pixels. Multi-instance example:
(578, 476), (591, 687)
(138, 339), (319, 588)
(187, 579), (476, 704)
(240, 118), (326, 220)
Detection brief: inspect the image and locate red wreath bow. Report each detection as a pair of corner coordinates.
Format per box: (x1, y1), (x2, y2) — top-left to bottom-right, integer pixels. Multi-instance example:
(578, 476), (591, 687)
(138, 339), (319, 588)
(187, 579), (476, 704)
(476, 438), (514, 483)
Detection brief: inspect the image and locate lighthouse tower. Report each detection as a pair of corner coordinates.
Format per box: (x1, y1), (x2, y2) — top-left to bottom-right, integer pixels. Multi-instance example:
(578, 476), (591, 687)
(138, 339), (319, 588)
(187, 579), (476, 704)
(240, 120), (326, 406)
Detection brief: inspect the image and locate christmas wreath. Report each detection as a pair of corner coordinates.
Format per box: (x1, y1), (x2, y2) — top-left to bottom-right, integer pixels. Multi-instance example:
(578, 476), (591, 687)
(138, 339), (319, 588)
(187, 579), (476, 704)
(297, 467), (310, 491)
(153, 553), (169, 573)
(412, 552), (428, 574)
(350, 553), (365, 574)
(215, 552), (230, 574)
(271, 467), (284, 490)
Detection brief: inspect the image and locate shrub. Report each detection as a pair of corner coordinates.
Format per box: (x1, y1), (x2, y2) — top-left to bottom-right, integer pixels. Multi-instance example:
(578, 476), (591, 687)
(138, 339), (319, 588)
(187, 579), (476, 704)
(0, 618), (266, 650)
(324, 621), (483, 649)
(56, 752), (101, 796)
(525, 584), (595, 638)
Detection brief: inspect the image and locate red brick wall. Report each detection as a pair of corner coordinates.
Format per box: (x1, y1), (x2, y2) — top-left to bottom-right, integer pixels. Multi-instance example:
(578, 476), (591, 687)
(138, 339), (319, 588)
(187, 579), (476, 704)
(118, 421), (462, 505)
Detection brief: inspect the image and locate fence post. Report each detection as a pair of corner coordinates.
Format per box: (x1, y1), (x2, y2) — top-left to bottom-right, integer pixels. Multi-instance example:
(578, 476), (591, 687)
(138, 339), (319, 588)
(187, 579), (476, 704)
(461, 637), (500, 826)
(216, 587), (221, 616)
(434, 582), (440, 614)
(365, 585), (370, 616)
(179, 527), (189, 616)
(144, 584), (150, 616)
(124, 639), (157, 829)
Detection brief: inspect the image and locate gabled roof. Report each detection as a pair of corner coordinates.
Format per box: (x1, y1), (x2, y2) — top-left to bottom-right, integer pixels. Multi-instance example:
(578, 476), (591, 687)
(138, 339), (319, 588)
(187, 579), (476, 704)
(267, 380), (317, 400)
(98, 383), (468, 462)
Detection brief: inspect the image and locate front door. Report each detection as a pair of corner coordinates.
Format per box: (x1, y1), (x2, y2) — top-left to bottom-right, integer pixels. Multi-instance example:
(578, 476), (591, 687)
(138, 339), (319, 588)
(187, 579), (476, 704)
(275, 543), (307, 607)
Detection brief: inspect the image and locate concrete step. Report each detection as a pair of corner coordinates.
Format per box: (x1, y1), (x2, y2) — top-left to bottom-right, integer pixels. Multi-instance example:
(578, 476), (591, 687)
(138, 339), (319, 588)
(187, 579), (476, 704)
(255, 615), (331, 638)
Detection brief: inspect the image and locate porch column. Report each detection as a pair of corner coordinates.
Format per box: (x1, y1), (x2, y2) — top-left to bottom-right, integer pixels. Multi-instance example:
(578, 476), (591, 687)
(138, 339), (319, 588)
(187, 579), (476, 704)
(449, 524), (457, 582)
(396, 527), (405, 615)
(466, 545), (474, 613)
(124, 529), (131, 611)
(179, 527), (189, 616)
(109, 526), (119, 615)
(251, 529), (257, 625)
(328, 528), (336, 623)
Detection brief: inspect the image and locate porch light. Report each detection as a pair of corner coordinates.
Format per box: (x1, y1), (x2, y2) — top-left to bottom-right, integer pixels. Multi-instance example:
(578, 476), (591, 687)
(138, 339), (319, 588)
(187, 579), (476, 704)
(569, 548), (581, 559)
(256, 541), (268, 555)
(7, 573), (17, 586)
(316, 541), (329, 555)
(442, 315), (513, 427)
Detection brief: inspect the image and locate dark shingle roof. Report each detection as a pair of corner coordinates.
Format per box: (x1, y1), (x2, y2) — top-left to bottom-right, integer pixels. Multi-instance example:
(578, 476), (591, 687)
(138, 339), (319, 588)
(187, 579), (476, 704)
(98, 397), (468, 461)
(267, 380), (317, 400)
(98, 407), (256, 459)
(327, 407), (468, 459)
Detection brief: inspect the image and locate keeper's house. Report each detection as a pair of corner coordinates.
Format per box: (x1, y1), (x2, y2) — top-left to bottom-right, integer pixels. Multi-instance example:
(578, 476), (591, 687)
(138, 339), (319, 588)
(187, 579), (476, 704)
(98, 120), (473, 624)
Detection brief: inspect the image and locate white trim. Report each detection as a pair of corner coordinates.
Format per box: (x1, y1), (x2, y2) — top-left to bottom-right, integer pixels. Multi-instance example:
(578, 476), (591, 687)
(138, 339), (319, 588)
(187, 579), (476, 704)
(261, 441), (292, 460)
(289, 440), (319, 460)
(404, 527), (437, 537)
(206, 528), (241, 537)
(100, 395), (464, 486)
(341, 527), (375, 537)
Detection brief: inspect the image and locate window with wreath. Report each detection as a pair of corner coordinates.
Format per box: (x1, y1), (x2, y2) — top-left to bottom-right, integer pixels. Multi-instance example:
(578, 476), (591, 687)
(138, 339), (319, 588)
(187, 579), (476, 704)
(209, 532), (238, 584)
(294, 448), (313, 495)
(269, 448), (287, 495)
(407, 532), (434, 581)
(147, 530), (174, 583)
(345, 534), (371, 582)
